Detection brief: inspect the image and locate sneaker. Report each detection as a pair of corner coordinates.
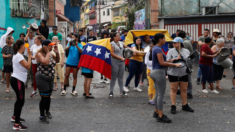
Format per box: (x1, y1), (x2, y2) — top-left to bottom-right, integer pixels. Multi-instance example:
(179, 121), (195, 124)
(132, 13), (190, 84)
(46, 112), (52, 119)
(11, 116), (25, 122)
(171, 105), (176, 114)
(157, 115), (172, 123)
(187, 93), (193, 99)
(210, 90), (219, 94)
(120, 91), (128, 97)
(109, 92), (114, 97)
(71, 91), (78, 96)
(61, 90), (67, 96)
(182, 104), (194, 112)
(30, 91), (37, 97)
(123, 87), (129, 92)
(196, 78), (200, 85)
(134, 87), (142, 92)
(100, 77), (104, 83)
(202, 89), (209, 94)
(223, 75), (226, 78)
(13, 123), (27, 131)
(176, 89), (180, 95)
(148, 100), (155, 105)
(104, 79), (109, 84)
(153, 111), (158, 118)
(40, 116), (49, 124)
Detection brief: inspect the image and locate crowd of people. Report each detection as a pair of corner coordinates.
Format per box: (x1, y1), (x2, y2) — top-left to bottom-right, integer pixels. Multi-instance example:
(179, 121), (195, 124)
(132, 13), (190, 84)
(1, 18), (235, 130)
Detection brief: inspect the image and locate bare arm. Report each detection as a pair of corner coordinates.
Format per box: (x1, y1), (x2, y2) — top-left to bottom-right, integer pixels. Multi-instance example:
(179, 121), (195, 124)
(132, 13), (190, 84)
(24, 29), (30, 42)
(52, 52), (60, 63)
(36, 52), (50, 66)
(132, 47), (145, 56)
(198, 41), (204, 47)
(233, 49), (235, 56)
(20, 51), (32, 70)
(201, 51), (217, 58)
(75, 45), (83, 53)
(2, 53), (11, 58)
(111, 46), (125, 61)
(157, 53), (179, 67)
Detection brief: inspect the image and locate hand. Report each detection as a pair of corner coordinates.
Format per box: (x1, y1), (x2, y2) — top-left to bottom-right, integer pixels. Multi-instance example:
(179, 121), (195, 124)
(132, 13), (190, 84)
(43, 46), (49, 54)
(61, 62), (64, 67)
(53, 45), (58, 53)
(175, 63), (181, 68)
(141, 51), (146, 54)
(213, 52), (219, 57)
(121, 58), (126, 61)
(27, 28), (30, 32)
(31, 56), (35, 60)
(28, 50), (32, 57)
(8, 54), (12, 57)
(177, 55), (181, 60)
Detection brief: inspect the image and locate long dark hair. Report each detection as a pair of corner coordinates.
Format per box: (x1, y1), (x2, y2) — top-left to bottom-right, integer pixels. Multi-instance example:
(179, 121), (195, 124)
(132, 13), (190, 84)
(134, 37), (143, 51)
(152, 33), (165, 45)
(13, 39), (24, 54)
(110, 32), (119, 42)
(6, 35), (13, 44)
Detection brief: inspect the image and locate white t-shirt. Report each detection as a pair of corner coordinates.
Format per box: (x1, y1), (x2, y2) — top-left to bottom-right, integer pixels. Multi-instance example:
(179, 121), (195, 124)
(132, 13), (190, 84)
(24, 37), (35, 57)
(12, 52), (28, 83)
(30, 44), (42, 64)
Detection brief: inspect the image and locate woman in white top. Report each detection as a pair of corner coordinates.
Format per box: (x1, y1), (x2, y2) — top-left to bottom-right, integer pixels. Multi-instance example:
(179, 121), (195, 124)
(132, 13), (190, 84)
(10, 39), (32, 130)
(30, 35), (42, 97)
(145, 43), (155, 105)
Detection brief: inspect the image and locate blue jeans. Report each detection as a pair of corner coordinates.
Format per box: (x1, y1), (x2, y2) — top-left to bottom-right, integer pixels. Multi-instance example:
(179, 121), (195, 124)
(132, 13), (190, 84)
(199, 63), (213, 85)
(125, 60), (143, 87)
(197, 55), (202, 78)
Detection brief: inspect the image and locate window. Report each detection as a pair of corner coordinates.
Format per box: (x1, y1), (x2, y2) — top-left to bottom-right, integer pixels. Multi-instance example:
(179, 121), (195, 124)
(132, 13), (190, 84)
(120, 8), (125, 15)
(103, 11), (105, 16)
(10, 0), (45, 19)
(205, 7), (216, 15)
(89, 13), (96, 20)
(70, 0), (83, 6)
(113, 9), (119, 17)
(107, 9), (110, 16)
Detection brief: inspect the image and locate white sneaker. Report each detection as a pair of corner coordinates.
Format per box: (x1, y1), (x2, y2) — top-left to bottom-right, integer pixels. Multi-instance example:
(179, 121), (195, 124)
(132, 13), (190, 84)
(210, 90), (219, 94)
(104, 79), (109, 84)
(61, 90), (67, 96)
(123, 87), (129, 92)
(134, 87), (142, 92)
(202, 89), (209, 94)
(71, 91), (78, 96)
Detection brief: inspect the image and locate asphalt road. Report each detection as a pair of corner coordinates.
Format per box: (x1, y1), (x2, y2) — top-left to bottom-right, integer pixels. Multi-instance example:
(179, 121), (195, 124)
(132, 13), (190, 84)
(0, 65), (235, 132)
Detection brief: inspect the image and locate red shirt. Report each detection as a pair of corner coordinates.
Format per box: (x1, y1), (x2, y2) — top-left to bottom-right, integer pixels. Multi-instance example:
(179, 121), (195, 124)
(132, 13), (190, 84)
(199, 44), (213, 66)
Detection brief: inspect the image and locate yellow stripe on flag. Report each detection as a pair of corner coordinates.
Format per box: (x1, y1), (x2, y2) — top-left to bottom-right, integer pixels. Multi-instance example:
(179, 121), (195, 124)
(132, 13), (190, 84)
(87, 38), (111, 51)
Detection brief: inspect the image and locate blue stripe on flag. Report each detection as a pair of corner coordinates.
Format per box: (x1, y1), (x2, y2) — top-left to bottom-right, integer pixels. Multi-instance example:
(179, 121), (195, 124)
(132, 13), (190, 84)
(82, 43), (111, 65)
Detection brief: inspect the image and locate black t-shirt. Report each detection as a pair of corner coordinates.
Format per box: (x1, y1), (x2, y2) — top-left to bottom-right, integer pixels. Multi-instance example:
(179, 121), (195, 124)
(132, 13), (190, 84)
(87, 36), (97, 43)
(1, 45), (13, 66)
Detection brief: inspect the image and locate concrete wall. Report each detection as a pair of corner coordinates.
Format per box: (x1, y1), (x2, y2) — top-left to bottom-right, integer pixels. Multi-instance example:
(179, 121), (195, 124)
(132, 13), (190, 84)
(159, 0), (235, 17)
(65, 0), (80, 22)
(56, 0), (65, 15)
(98, 6), (112, 24)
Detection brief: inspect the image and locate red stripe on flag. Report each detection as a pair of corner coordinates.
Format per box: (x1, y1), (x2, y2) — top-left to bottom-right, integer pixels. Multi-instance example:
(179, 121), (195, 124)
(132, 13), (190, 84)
(78, 54), (112, 79)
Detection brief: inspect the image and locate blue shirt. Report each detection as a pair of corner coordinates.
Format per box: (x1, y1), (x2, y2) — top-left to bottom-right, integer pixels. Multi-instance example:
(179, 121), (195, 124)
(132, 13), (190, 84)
(152, 46), (166, 69)
(80, 35), (87, 43)
(120, 35), (125, 41)
(66, 43), (83, 66)
(82, 67), (94, 73)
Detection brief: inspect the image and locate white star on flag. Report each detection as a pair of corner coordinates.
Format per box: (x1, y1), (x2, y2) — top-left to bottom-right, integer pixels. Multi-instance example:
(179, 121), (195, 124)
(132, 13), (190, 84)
(86, 45), (92, 53)
(94, 48), (101, 56)
(105, 51), (110, 59)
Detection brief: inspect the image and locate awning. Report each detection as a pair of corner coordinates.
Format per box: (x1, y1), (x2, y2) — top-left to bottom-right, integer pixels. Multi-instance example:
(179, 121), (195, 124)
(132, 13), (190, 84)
(56, 14), (74, 25)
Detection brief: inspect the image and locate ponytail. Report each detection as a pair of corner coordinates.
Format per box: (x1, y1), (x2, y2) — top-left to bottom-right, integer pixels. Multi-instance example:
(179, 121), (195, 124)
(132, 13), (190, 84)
(13, 39), (24, 54)
(152, 33), (165, 45)
(6, 35), (12, 44)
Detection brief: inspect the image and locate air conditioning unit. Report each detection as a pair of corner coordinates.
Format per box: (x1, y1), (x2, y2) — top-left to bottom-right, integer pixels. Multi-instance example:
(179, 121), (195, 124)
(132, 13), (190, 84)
(202, 6), (219, 15)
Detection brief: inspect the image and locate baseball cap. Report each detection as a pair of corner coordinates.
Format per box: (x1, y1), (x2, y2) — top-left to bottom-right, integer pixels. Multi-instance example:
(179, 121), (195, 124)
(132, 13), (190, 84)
(172, 37), (183, 43)
(52, 26), (57, 30)
(42, 39), (55, 46)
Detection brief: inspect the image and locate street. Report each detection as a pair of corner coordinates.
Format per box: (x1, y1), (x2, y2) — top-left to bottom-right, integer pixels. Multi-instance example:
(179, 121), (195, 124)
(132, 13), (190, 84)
(0, 65), (235, 132)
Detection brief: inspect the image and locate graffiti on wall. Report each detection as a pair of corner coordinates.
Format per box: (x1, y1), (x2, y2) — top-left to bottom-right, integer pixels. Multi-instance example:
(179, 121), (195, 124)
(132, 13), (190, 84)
(134, 9), (145, 30)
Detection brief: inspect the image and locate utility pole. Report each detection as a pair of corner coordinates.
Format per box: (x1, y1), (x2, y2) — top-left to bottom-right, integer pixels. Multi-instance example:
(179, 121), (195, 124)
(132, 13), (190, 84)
(99, 0), (102, 39)
(145, 0), (151, 29)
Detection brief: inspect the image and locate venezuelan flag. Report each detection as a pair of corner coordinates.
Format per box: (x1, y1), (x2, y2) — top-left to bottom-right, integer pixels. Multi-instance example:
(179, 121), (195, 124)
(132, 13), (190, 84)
(78, 38), (112, 79)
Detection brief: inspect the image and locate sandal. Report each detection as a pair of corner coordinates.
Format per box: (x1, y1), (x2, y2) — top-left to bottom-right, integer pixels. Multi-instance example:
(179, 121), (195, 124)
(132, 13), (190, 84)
(83, 93), (92, 96)
(53, 87), (58, 91)
(61, 90), (67, 96)
(1, 80), (6, 84)
(6, 88), (10, 93)
(85, 95), (95, 99)
(71, 91), (78, 96)
(216, 86), (223, 90)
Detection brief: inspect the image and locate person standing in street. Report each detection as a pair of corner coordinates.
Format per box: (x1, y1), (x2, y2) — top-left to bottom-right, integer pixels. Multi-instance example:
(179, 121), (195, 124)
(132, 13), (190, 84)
(62, 34), (83, 96)
(225, 32), (234, 59)
(2, 35), (14, 93)
(87, 30), (97, 42)
(30, 35), (43, 97)
(19, 33), (25, 41)
(79, 29), (87, 43)
(120, 30), (128, 42)
(81, 67), (95, 99)
(0, 27), (14, 84)
(38, 19), (49, 39)
(48, 26), (62, 42)
(171, 29), (181, 39)
(10, 39), (32, 130)
(199, 37), (219, 94)
(178, 31), (194, 99)
(24, 28), (35, 88)
(35, 40), (59, 124)
(196, 29), (210, 85)
(109, 32), (129, 97)
(150, 33), (181, 123)
(66, 32), (74, 45)
(52, 36), (65, 91)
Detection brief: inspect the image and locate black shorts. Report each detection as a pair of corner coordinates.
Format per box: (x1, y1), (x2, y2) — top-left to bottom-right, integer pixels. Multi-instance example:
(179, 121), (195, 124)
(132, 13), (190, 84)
(82, 73), (93, 78)
(66, 64), (78, 69)
(3, 65), (13, 73)
(168, 75), (188, 82)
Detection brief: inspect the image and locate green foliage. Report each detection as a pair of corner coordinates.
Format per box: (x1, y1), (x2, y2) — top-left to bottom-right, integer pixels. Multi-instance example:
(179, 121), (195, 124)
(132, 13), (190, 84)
(125, 0), (145, 30)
